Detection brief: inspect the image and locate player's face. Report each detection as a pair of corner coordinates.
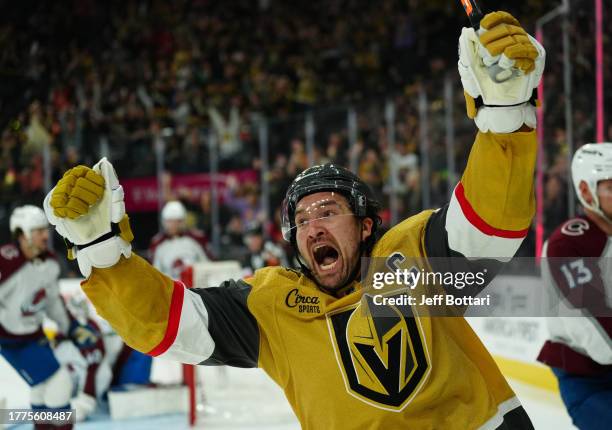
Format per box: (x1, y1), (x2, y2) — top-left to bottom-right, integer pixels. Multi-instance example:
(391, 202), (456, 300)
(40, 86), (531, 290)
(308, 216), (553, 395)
(164, 219), (184, 236)
(597, 179), (612, 218)
(28, 227), (49, 256)
(295, 192), (373, 291)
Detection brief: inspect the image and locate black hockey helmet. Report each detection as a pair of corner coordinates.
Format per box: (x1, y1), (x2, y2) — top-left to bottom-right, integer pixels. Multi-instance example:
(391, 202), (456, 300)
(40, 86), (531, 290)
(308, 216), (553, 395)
(280, 163), (381, 244)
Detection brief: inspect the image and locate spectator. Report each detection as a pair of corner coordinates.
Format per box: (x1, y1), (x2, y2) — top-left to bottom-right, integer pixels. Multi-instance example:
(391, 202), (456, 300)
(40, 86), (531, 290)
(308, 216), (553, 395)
(242, 223), (288, 273)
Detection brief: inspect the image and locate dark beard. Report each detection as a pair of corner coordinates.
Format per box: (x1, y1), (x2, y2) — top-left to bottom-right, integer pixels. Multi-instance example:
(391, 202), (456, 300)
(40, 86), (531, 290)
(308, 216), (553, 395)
(313, 259), (361, 297)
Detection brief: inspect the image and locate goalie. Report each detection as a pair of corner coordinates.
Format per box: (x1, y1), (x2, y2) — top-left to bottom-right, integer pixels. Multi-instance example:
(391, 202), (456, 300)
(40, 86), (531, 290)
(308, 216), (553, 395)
(42, 12), (543, 429)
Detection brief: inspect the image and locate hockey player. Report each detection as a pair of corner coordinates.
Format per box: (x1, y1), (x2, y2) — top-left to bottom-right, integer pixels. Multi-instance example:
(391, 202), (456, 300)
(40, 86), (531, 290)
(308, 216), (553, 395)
(53, 313), (105, 422)
(537, 144), (612, 430)
(0, 206), (76, 429)
(149, 200), (210, 279)
(43, 11), (543, 429)
(243, 223), (288, 273)
(55, 292), (153, 421)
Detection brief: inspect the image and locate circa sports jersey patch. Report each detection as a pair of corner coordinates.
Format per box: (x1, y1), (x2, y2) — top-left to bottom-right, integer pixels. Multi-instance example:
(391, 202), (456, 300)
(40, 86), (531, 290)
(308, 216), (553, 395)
(285, 288), (321, 314)
(326, 294), (430, 411)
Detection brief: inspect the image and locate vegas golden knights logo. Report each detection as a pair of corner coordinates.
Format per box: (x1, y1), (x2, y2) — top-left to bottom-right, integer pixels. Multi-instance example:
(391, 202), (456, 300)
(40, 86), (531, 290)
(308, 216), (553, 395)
(327, 294), (429, 411)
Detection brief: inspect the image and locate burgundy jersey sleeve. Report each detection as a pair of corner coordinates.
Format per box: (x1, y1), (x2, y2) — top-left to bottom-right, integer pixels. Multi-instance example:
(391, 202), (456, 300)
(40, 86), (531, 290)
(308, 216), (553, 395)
(546, 217), (612, 330)
(0, 244), (27, 285)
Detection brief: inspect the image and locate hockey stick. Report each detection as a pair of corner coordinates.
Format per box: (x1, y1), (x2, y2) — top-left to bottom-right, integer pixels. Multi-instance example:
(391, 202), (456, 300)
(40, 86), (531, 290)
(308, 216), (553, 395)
(460, 0), (484, 30)
(459, 0), (515, 83)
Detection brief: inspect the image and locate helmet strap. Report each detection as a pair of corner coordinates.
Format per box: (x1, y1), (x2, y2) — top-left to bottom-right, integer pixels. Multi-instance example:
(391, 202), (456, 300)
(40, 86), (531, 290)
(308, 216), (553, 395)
(584, 184), (612, 225)
(587, 204), (612, 225)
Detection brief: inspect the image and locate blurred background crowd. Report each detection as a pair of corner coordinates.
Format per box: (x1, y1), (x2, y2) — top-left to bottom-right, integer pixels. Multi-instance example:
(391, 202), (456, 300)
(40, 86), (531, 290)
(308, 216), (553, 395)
(1, 0), (610, 275)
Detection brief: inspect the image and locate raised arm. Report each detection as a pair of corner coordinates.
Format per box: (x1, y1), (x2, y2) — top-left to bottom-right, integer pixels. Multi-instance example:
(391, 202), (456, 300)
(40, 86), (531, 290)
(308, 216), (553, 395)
(426, 11), (544, 261)
(43, 160), (258, 366)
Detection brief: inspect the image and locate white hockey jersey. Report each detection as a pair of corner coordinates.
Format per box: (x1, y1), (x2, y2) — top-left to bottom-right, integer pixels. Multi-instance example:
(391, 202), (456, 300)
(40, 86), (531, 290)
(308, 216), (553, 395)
(0, 243), (70, 340)
(538, 216), (612, 374)
(149, 231), (210, 279)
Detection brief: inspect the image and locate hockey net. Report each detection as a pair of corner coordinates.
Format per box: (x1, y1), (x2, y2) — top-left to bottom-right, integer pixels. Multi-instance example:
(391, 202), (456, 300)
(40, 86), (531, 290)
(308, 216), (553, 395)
(180, 261), (297, 428)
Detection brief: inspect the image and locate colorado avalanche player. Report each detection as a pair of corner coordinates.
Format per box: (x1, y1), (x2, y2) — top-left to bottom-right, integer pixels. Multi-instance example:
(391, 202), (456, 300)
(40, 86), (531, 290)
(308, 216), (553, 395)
(538, 144), (612, 430)
(149, 200), (210, 279)
(54, 294), (107, 422)
(54, 292), (153, 422)
(0, 206), (74, 428)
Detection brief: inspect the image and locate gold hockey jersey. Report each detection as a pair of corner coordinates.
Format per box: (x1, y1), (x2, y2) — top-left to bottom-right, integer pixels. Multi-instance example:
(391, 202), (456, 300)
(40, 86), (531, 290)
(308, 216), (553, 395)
(82, 130), (537, 429)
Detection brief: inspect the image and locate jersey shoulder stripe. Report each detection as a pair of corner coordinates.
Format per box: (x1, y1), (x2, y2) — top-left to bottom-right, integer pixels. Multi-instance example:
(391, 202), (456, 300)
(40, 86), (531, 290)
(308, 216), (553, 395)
(0, 243), (27, 285)
(546, 216), (607, 258)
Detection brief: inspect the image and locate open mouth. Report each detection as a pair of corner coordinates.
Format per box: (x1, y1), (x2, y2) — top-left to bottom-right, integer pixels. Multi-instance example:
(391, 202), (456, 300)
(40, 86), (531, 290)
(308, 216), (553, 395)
(312, 244), (339, 271)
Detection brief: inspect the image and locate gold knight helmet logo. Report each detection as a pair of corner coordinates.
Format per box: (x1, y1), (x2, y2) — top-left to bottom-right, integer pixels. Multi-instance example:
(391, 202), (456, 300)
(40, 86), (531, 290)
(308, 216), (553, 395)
(327, 294), (430, 411)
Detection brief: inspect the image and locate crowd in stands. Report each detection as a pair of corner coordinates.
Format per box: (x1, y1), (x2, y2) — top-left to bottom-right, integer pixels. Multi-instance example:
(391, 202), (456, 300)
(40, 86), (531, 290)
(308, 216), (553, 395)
(1, 0), (610, 272)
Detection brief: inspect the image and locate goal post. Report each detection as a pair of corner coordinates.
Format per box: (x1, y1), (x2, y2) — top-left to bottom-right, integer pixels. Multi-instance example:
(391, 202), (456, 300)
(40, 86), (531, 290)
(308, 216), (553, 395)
(179, 260), (244, 427)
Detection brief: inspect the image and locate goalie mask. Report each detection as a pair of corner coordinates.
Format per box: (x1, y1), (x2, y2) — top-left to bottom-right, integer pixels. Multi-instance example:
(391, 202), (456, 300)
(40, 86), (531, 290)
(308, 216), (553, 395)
(571, 143), (612, 222)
